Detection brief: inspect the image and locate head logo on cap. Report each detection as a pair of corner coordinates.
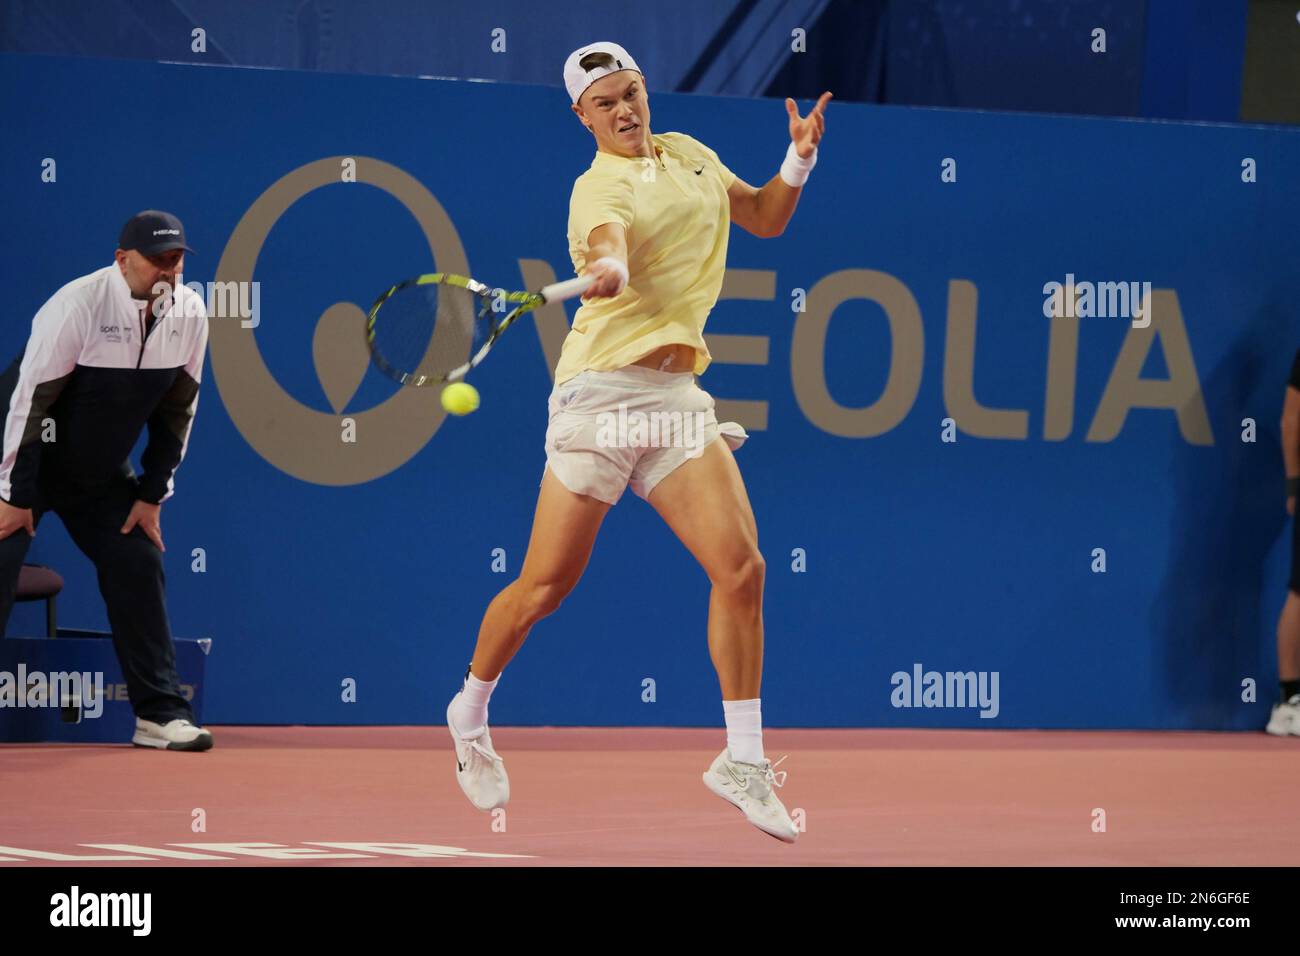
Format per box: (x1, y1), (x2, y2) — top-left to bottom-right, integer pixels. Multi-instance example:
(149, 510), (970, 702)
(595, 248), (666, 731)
(119, 210), (195, 257)
(563, 41), (642, 104)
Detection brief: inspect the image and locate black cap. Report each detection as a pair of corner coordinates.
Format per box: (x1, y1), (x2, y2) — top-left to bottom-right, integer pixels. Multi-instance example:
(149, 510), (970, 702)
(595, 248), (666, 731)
(118, 210), (195, 256)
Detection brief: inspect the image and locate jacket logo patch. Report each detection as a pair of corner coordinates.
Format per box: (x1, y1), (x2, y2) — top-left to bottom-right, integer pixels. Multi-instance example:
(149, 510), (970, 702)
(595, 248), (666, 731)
(100, 324), (122, 343)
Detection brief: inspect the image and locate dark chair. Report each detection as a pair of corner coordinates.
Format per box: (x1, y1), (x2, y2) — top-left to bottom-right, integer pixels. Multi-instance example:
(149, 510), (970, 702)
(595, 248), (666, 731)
(16, 563), (63, 637)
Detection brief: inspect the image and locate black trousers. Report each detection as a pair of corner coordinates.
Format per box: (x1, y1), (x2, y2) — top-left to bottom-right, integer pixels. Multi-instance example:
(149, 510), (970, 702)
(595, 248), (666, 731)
(0, 477), (193, 724)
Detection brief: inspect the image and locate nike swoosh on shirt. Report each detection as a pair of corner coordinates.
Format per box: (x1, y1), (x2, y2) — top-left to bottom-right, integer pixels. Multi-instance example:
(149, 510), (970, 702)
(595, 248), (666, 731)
(694, 167), (704, 175)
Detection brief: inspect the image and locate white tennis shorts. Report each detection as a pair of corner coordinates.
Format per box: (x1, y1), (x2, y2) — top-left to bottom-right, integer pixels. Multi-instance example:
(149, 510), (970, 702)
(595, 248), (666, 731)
(540, 366), (748, 505)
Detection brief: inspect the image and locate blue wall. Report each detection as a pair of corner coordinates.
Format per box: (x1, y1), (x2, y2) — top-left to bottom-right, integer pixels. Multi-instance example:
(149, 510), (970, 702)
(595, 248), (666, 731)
(770, 0), (1152, 116)
(0, 0), (1256, 122)
(0, 0), (779, 94)
(1141, 0), (1248, 123)
(2, 54), (1298, 729)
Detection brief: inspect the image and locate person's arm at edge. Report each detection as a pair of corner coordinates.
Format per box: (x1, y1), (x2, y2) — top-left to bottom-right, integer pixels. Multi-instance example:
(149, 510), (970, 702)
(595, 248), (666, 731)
(1282, 386), (1300, 514)
(0, 297), (86, 539)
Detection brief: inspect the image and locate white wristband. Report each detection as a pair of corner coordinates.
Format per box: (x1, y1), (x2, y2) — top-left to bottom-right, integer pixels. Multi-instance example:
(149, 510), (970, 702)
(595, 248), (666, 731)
(592, 255), (628, 294)
(779, 141), (817, 188)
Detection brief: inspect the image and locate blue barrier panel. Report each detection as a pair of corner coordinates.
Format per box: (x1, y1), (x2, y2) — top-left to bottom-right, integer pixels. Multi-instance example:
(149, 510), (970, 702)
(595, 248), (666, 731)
(0, 633), (210, 742)
(2, 54), (1298, 729)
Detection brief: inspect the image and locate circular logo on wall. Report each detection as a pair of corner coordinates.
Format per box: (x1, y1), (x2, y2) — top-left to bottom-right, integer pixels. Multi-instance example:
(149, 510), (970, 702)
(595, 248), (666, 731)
(211, 156), (468, 485)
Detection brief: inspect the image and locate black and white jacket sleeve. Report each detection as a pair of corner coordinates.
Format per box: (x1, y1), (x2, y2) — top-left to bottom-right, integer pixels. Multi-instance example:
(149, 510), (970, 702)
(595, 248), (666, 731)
(138, 303), (209, 505)
(0, 293), (89, 508)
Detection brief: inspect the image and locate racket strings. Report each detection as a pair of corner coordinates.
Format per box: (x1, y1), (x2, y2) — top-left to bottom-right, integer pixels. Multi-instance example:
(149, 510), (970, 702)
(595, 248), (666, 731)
(369, 280), (494, 382)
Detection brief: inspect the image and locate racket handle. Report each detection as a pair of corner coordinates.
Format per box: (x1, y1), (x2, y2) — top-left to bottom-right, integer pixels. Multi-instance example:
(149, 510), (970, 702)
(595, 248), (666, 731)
(539, 275), (595, 303)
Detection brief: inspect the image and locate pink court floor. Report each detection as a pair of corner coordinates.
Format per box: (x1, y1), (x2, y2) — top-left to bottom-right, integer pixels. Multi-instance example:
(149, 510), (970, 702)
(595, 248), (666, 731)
(2, 727), (1296, 866)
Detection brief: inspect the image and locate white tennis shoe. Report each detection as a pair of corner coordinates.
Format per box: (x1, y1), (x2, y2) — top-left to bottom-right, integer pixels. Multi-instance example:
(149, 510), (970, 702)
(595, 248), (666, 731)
(132, 717), (213, 751)
(446, 695), (509, 811)
(1266, 695), (1300, 736)
(703, 748), (798, 843)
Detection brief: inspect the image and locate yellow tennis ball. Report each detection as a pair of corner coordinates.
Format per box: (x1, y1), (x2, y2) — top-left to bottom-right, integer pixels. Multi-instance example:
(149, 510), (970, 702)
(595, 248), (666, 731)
(441, 381), (480, 416)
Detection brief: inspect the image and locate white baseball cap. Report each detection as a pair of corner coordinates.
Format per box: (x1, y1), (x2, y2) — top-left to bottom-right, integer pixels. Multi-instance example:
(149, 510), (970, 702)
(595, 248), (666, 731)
(563, 41), (642, 105)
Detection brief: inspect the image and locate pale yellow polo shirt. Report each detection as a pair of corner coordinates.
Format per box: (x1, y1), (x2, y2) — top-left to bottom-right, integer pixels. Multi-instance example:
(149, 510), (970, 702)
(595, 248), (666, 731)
(555, 131), (736, 385)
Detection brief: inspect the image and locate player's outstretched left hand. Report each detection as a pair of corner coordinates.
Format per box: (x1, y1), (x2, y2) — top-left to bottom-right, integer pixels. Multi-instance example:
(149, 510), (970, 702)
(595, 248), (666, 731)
(786, 91), (832, 159)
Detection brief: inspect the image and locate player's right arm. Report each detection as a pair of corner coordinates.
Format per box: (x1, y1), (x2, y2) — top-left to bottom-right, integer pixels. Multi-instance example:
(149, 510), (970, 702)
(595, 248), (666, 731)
(582, 222), (628, 299)
(569, 168), (633, 301)
(1283, 383), (1300, 516)
(0, 293), (88, 539)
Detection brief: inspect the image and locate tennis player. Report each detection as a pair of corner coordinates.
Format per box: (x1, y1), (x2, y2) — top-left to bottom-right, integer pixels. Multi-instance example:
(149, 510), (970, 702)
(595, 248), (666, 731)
(1268, 348), (1300, 735)
(447, 42), (830, 842)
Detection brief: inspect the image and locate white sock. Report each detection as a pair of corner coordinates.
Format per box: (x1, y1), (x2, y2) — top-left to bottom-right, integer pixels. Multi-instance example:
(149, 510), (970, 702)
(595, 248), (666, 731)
(451, 670), (498, 735)
(723, 698), (764, 764)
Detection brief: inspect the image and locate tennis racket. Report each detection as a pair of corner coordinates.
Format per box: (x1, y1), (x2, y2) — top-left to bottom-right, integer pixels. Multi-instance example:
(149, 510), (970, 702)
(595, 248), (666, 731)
(365, 273), (594, 387)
